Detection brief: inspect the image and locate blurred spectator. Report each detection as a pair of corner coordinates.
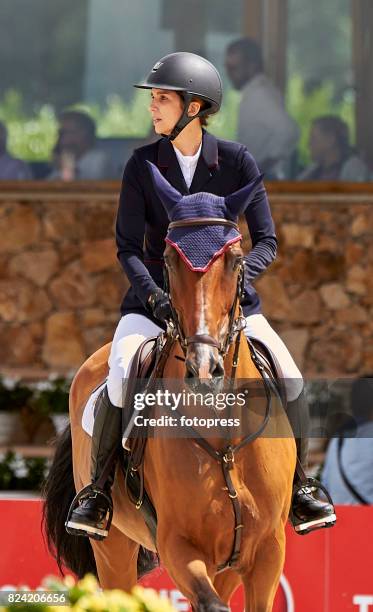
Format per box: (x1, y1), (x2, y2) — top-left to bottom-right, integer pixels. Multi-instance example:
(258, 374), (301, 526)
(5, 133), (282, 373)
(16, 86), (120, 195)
(321, 377), (373, 504)
(298, 116), (371, 181)
(48, 110), (116, 180)
(225, 37), (299, 179)
(0, 121), (32, 180)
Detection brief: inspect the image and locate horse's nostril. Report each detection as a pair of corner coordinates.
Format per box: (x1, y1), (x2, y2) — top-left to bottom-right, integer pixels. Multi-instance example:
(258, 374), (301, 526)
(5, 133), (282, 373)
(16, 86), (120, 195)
(185, 359), (198, 378)
(211, 361), (224, 378)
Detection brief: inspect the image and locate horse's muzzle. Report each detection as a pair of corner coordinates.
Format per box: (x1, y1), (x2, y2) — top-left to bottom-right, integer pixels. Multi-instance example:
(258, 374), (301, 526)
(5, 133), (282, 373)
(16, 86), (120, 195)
(185, 345), (224, 381)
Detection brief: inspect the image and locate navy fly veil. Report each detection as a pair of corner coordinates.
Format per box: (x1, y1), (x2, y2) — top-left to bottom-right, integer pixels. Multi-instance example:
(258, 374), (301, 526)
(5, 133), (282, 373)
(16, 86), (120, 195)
(147, 161), (264, 272)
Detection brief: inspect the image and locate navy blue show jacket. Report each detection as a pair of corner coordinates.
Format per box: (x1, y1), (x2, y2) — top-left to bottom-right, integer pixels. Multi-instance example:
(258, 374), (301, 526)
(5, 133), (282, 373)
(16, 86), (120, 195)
(116, 130), (277, 324)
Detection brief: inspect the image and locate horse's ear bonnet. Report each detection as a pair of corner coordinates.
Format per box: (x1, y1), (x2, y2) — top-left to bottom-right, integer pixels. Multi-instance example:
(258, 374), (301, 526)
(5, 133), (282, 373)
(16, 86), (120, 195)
(146, 162), (183, 214)
(147, 161), (264, 272)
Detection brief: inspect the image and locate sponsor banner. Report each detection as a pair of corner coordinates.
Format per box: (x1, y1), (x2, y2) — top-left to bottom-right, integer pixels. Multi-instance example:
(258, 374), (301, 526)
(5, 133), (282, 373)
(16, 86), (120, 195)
(0, 500), (372, 611)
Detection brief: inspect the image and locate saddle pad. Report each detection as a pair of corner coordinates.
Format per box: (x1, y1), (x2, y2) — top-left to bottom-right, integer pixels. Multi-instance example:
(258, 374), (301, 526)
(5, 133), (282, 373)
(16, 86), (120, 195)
(81, 380), (107, 437)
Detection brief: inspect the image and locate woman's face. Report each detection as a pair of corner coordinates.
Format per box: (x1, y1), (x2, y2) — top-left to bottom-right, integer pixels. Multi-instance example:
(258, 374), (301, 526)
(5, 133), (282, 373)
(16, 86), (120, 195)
(149, 89), (184, 135)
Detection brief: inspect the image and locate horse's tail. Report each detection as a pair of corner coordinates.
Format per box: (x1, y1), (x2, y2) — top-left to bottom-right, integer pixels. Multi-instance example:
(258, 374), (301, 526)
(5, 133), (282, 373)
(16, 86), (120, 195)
(41, 423), (159, 582)
(41, 424), (97, 579)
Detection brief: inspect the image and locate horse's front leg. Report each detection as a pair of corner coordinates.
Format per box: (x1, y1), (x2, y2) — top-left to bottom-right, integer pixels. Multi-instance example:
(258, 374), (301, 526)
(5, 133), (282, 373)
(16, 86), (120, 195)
(241, 528), (286, 612)
(213, 569), (241, 608)
(158, 534), (229, 612)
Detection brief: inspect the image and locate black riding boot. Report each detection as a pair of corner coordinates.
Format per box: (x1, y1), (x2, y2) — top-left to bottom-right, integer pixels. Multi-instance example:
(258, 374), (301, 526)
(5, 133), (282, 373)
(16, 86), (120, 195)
(286, 388), (336, 535)
(65, 387), (122, 540)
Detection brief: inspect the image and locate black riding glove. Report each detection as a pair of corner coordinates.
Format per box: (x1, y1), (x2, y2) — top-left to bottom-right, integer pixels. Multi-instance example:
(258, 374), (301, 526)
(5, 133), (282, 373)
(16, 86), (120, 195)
(147, 288), (173, 324)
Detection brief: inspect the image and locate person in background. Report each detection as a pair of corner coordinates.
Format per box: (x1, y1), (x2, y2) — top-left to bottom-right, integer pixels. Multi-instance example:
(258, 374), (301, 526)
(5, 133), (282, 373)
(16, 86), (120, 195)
(225, 37), (299, 180)
(298, 115), (371, 181)
(321, 376), (373, 504)
(48, 110), (115, 180)
(0, 121), (32, 179)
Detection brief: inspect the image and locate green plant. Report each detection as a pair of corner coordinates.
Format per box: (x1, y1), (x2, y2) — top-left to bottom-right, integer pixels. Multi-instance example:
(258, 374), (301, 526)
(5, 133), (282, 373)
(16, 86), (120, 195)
(208, 88), (240, 141)
(0, 379), (34, 412)
(1, 87), (241, 163)
(0, 376), (70, 443)
(0, 89), (152, 162)
(1, 78), (356, 172)
(0, 90), (58, 162)
(0, 451), (50, 491)
(0, 573), (177, 611)
(0, 376), (70, 416)
(68, 91), (152, 139)
(31, 377), (70, 416)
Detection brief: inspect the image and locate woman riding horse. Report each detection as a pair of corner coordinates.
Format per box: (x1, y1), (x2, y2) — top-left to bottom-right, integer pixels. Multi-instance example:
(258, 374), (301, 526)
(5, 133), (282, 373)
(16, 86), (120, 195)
(65, 52), (335, 540)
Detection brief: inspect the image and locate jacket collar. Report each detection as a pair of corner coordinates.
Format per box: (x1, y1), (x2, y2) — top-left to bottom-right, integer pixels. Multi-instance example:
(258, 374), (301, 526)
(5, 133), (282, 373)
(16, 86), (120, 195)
(157, 130), (219, 194)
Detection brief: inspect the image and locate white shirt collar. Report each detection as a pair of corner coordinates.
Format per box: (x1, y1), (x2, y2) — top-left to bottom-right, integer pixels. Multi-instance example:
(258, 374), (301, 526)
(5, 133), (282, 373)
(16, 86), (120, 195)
(172, 142), (202, 189)
(173, 142), (202, 165)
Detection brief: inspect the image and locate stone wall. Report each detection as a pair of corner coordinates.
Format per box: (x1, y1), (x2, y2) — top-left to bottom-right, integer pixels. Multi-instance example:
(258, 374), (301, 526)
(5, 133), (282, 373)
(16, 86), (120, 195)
(254, 191), (373, 376)
(0, 182), (372, 378)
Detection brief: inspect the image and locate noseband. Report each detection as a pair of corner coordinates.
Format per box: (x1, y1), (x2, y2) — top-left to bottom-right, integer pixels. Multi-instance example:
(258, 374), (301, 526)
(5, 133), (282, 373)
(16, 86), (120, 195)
(163, 218), (246, 358)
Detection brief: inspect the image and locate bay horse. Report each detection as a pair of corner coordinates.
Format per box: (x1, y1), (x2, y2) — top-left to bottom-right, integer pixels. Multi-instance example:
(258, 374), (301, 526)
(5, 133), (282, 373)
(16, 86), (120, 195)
(43, 166), (295, 611)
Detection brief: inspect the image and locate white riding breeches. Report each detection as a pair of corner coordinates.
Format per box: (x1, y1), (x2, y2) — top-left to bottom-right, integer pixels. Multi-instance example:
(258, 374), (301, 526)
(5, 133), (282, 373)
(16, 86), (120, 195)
(106, 312), (303, 407)
(107, 314), (163, 407)
(242, 314), (303, 401)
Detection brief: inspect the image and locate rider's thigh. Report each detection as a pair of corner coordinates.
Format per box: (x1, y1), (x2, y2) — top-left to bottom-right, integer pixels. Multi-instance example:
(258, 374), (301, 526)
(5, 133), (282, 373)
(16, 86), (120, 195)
(244, 313), (303, 402)
(107, 313), (163, 406)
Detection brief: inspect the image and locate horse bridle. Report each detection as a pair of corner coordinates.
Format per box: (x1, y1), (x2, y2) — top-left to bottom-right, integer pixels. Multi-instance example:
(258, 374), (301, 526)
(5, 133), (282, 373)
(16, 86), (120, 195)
(160, 216), (275, 573)
(163, 217), (247, 360)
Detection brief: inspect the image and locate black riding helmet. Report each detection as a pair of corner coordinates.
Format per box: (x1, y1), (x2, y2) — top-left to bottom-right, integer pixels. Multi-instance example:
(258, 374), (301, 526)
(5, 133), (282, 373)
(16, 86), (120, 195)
(134, 52), (223, 141)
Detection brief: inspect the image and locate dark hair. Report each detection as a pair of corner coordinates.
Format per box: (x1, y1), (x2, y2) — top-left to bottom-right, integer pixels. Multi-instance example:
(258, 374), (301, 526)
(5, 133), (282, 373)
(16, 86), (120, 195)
(313, 115), (350, 153)
(60, 110), (96, 141)
(175, 92), (210, 126)
(226, 37), (263, 71)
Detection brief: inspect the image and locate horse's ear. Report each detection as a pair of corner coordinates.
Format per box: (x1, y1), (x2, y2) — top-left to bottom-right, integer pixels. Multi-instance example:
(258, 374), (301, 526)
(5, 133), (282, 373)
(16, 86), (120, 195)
(225, 173), (264, 218)
(146, 161), (183, 217)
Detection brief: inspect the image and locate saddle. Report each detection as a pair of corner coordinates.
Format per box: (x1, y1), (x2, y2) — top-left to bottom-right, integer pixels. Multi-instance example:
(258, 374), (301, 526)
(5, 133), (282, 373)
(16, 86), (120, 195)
(248, 338), (287, 408)
(121, 335), (160, 431)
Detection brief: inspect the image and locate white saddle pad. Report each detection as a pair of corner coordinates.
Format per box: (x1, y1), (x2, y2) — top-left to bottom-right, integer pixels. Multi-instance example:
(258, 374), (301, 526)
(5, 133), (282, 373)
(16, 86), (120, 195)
(81, 380), (107, 437)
